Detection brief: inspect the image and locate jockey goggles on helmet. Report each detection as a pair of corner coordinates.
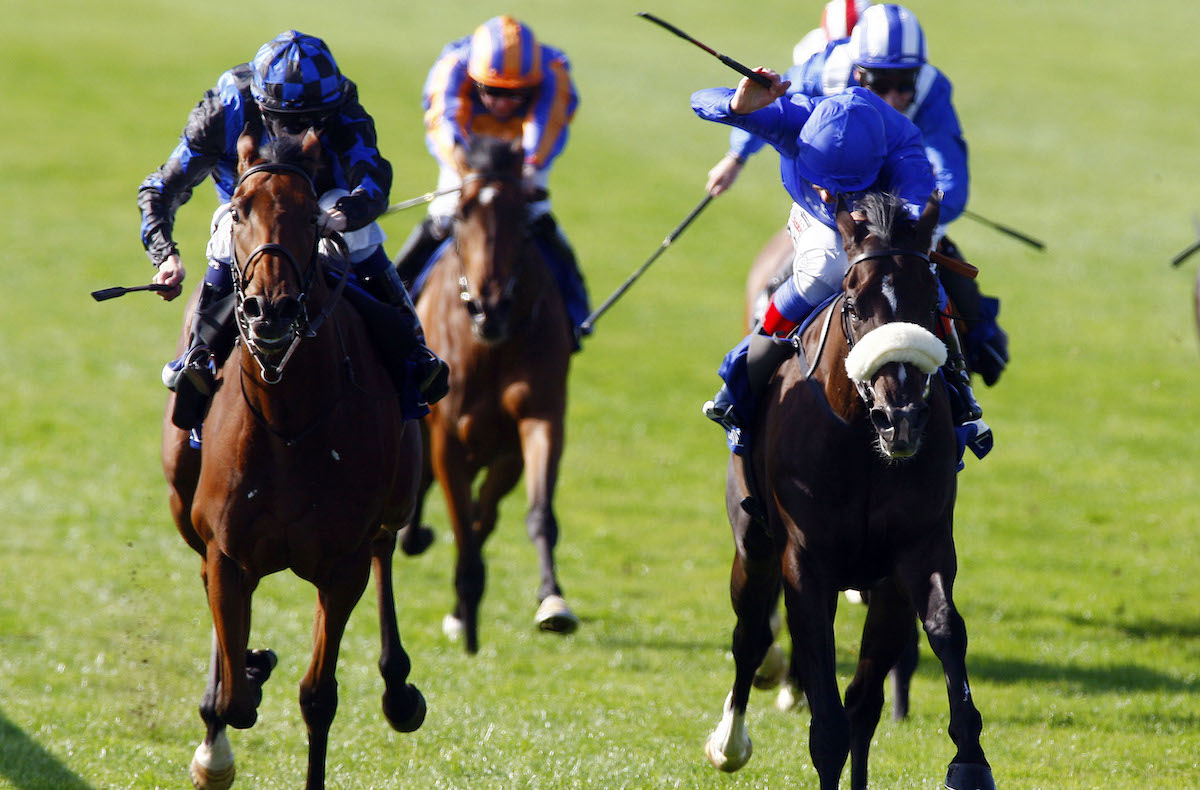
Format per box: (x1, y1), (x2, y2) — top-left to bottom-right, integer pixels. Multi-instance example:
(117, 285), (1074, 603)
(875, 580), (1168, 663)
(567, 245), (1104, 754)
(859, 67), (918, 95)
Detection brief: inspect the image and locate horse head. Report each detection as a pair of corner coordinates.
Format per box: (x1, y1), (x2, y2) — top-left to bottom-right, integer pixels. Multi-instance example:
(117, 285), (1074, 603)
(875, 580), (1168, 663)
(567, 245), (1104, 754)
(836, 192), (944, 459)
(453, 136), (529, 344)
(230, 131), (322, 381)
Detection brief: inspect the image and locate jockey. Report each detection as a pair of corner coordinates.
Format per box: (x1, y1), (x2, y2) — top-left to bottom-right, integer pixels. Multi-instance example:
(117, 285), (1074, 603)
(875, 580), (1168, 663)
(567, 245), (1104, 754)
(791, 0), (873, 68)
(707, 3), (1008, 387)
(140, 30), (448, 431)
(693, 69), (989, 456)
(391, 15), (590, 340)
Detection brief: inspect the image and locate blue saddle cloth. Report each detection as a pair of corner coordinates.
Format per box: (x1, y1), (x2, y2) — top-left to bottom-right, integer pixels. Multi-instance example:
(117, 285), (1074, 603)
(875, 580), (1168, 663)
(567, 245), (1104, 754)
(409, 236), (590, 349)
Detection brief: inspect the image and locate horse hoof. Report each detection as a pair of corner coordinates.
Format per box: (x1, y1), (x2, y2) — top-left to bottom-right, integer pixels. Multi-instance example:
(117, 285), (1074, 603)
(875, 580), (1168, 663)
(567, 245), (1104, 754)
(705, 694), (751, 772)
(945, 762), (996, 790)
(189, 732), (235, 790)
(534, 595), (579, 634)
(774, 682), (805, 712)
(753, 643), (787, 690)
(442, 613), (464, 641)
(399, 524), (435, 556)
(384, 684), (427, 733)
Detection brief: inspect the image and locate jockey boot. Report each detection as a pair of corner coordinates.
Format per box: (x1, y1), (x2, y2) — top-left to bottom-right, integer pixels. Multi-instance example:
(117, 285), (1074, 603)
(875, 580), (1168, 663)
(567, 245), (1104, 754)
(528, 212), (590, 338)
(163, 286), (236, 431)
(392, 215), (449, 291)
(942, 328), (983, 424)
(937, 237), (1008, 386)
(347, 266), (450, 405)
(703, 333), (796, 430)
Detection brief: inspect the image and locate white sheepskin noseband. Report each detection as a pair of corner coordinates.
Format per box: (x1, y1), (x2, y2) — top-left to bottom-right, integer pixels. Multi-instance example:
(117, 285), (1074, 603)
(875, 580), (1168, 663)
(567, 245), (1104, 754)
(844, 322), (947, 383)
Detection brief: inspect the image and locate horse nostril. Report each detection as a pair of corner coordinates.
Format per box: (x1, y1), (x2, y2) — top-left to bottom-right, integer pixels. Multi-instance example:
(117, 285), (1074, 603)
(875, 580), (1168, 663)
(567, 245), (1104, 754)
(275, 296), (301, 323)
(243, 296), (265, 319)
(870, 408), (893, 435)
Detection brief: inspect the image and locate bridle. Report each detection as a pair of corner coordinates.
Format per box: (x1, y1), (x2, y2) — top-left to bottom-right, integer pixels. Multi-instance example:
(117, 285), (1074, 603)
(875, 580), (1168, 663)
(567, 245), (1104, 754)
(838, 246), (936, 406)
(229, 162), (350, 383)
(452, 172), (528, 320)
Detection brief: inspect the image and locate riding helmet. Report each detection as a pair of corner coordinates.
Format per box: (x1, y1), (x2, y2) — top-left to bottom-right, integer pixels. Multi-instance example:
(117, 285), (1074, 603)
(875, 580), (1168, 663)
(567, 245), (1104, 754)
(467, 16), (544, 89)
(251, 30), (346, 113)
(849, 4), (927, 70)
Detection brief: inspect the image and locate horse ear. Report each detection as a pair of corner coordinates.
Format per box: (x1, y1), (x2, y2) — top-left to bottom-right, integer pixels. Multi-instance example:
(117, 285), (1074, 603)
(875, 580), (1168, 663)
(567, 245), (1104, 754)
(300, 128), (322, 173)
(915, 191), (940, 246)
(835, 194), (857, 248)
(236, 130), (258, 175)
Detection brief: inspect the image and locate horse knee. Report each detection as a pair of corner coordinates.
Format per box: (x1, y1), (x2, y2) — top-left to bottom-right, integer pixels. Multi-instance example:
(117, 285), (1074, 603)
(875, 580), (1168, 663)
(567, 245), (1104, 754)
(299, 682), (338, 732)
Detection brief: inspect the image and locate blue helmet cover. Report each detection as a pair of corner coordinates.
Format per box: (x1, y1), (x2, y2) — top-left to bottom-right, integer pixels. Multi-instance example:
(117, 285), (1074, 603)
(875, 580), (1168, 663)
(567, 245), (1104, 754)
(251, 30), (345, 113)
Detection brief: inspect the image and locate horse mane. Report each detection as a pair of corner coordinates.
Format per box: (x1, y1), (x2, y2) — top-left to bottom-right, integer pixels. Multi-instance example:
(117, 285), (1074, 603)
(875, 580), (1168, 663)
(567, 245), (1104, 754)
(465, 136), (523, 174)
(854, 192), (913, 246)
(258, 135), (307, 168)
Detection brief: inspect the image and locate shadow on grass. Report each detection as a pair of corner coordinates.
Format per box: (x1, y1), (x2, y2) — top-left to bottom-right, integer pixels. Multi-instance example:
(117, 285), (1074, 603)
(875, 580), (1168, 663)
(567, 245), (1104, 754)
(960, 654), (1194, 695)
(0, 707), (94, 790)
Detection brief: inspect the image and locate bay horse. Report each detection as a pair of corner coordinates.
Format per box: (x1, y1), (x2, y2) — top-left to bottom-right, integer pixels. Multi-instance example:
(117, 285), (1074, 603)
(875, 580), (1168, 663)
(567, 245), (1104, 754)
(161, 132), (426, 790)
(407, 135), (577, 654)
(705, 192), (995, 790)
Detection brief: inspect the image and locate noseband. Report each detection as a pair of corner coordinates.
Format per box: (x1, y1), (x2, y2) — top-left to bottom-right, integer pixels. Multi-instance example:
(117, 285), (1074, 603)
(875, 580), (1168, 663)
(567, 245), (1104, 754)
(453, 172), (527, 319)
(230, 162), (347, 383)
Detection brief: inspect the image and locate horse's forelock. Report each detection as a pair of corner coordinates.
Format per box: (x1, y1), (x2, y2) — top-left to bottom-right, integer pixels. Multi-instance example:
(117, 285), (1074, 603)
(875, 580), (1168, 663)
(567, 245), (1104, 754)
(466, 137), (523, 175)
(259, 136), (307, 168)
(855, 192), (912, 248)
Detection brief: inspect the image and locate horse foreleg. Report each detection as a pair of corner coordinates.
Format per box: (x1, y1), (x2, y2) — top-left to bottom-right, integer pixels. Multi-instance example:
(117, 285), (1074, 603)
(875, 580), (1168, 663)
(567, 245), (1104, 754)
(204, 543), (258, 730)
(889, 619), (920, 721)
(300, 547), (371, 790)
(371, 530), (426, 733)
(844, 576), (914, 790)
(783, 567), (847, 790)
(518, 418), (577, 634)
(705, 513), (781, 773)
(398, 425), (436, 557)
(900, 557), (995, 790)
(430, 427), (484, 652)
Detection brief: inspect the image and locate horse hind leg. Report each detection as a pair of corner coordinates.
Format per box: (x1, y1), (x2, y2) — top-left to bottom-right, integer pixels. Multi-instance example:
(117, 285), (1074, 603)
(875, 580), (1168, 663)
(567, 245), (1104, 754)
(371, 530), (426, 732)
(189, 630), (277, 790)
(705, 536), (781, 773)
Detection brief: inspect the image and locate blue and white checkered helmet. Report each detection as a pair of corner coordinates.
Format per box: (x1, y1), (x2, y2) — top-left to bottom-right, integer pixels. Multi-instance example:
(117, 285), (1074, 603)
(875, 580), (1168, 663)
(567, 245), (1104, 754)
(251, 30), (346, 113)
(849, 4), (926, 70)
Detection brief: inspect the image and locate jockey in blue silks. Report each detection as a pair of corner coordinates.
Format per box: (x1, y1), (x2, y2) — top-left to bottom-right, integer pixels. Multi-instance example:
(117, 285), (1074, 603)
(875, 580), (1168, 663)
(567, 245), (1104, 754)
(391, 15), (590, 346)
(140, 30), (449, 432)
(706, 3), (1008, 389)
(693, 66), (990, 459)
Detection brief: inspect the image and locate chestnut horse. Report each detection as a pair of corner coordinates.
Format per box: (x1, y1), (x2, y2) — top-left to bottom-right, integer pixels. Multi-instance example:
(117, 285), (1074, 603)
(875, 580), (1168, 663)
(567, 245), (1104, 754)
(161, 133), (426, 790)
(408, 136), (577, 654)
(705, 193), (995, 790)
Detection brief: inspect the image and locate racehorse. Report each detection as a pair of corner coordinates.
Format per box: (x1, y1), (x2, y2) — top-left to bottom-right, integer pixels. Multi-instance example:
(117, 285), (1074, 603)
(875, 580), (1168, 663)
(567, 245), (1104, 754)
(705, 192), (995, 790)
(406, 135), (578, 654)
(161, 132), (426, 790)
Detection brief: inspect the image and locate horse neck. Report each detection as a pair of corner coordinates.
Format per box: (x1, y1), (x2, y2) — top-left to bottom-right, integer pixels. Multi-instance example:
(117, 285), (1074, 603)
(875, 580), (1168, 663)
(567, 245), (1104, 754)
(799, 304), (862, 421)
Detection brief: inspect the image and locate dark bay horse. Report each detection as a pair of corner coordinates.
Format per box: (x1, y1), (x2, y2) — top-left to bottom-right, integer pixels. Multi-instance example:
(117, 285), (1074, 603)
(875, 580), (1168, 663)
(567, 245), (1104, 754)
(706, 193), (995, 790)
(408, 136), (577, 653)
(161, 132), (425, 790)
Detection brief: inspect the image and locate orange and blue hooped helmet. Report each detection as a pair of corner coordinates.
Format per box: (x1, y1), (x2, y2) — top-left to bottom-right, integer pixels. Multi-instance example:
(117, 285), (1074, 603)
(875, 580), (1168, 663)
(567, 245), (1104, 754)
(467, 16), (543, 90)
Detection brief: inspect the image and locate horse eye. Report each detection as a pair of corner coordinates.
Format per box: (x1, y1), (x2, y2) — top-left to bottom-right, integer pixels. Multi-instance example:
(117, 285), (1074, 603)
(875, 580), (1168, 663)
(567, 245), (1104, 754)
(229, 206), (241, 223)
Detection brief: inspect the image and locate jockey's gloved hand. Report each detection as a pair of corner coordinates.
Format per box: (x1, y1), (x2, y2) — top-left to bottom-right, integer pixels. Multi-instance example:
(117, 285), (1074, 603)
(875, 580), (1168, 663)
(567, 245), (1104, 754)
(318, 208), (348, 237)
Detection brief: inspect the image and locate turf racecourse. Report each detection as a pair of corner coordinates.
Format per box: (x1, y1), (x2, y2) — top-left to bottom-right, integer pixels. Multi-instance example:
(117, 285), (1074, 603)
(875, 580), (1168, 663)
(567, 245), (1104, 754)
(2, 0), (1198, 787)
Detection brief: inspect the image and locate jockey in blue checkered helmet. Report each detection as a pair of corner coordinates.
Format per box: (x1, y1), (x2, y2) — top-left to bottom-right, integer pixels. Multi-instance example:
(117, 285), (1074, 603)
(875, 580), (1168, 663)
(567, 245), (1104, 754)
(251, 30), (347, 137)
(849, 4), (926, 113)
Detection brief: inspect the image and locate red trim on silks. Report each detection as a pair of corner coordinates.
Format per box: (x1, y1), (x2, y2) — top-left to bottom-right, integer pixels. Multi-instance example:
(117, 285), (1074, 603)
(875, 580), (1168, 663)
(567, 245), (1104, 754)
(762, 300), (799, 336)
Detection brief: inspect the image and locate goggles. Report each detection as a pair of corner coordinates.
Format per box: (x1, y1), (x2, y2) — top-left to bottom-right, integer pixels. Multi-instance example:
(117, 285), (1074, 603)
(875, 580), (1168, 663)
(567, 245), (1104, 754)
(262, 109), (332, 135)
(475, 82), (534, 101)
(859, 68), (918, 95)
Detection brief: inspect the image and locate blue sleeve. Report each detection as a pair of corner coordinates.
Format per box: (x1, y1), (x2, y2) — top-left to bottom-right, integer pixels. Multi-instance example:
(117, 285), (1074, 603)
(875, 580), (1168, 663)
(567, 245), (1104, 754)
(911, 72), (968, 224)
(725, 65), (808, 160)
(692, 88), (815, 160)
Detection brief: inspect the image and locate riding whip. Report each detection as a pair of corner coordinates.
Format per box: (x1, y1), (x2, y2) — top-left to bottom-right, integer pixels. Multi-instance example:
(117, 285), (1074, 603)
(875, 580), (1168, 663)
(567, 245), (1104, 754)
(383, 185), (464, 215)
(1169, 238), (1200, 267)
(90, 283), (172, 302)
(960, 209), (1045, 251)
(637, 13), (772, 88)
(578, 192), (714, 337)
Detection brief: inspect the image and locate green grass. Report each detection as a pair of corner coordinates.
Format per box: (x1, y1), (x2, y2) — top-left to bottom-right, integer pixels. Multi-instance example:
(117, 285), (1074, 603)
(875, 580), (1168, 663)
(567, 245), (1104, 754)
(2, 0), (1199, 788)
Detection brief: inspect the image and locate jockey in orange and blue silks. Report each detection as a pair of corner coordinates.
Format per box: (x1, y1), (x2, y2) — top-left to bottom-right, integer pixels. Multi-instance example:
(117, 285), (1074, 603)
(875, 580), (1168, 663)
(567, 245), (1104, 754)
(393, 15), (590, 342)
(139, 30), (447, 435)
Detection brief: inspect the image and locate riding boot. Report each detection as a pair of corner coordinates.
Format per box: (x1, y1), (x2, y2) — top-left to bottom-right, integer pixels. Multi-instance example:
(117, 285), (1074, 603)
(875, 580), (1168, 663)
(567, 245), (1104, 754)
(703, 334), (796, 430)
(349, 264), (450, 405)
(163, 285), (236, 431)
(942, 327), (983, 424)
(938, 236), (1008, 386)
(527, 212), (590, 338)
(392, 215), (448, 291)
